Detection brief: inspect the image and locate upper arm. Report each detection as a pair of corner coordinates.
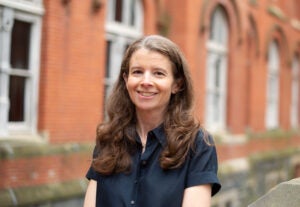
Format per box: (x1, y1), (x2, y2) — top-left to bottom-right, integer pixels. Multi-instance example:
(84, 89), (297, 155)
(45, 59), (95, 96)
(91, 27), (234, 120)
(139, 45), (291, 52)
(186, 132), (221, 196)
(182, 184), (212, 207)
(84, 179), (97, 207)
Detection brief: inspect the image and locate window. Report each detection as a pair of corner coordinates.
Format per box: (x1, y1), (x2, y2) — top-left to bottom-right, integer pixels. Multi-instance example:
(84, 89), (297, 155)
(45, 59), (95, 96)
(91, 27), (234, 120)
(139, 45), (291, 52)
(245, 16), (259, 127)
(265, 41), (280, 129)
(104, 0), (143, 112)
(9, 20), (31, 122)
(106, 0), (143, 32)
(205, 6), (229, 132)
(0, 1), (43, 137)
(290, 54), (299, 128)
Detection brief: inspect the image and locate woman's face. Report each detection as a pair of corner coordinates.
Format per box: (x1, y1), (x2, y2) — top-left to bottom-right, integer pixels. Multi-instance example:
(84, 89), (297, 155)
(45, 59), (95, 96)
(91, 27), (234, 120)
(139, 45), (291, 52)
(124, 48), (180, 116)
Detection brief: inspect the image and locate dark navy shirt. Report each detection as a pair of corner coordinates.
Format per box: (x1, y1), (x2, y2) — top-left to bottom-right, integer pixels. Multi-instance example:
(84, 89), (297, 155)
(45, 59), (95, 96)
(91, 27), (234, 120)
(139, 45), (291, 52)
(86, 126), (221, 207)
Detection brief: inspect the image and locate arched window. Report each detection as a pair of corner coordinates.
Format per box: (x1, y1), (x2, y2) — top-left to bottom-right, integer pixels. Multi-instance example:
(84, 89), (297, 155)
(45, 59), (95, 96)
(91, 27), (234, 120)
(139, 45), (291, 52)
(290, 54), (299, 128)
(245, 15), (259, 128)
(205, 6), (229, 132)
(265, 41), (280, 129)
(104, 0), (143, 102)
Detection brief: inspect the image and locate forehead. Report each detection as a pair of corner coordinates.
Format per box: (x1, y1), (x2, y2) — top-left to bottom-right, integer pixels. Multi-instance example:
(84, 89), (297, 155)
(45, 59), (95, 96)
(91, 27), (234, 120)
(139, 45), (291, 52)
(129, 48), (172, 66)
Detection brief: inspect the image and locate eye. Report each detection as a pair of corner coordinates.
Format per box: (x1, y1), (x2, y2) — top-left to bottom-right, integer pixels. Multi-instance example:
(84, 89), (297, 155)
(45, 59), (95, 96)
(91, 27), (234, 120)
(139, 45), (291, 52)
(133, 70), (142, 74)
(130, 68), (143, 75)
(154, 70), (166, 77)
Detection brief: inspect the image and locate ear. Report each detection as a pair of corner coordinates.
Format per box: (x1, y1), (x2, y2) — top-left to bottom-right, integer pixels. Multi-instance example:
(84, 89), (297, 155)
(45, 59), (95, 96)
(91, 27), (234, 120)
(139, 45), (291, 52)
(171, 79), (183, 94)
(123, 72), (128, 83)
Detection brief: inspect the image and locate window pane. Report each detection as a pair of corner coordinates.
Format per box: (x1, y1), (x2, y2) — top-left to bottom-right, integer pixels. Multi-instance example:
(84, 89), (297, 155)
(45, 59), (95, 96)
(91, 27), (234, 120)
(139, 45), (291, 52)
(105, 40), (112, 78)
(115, 0), (123, 22)
(130, 0), (136, 26)
(10, 20), (31, 70)
(9, 76), (26, 122)
(215, 57), (221, 87)
(210, 6), (228, 45)
(213, 92), (220, 122)
(266, 41), (279, 128)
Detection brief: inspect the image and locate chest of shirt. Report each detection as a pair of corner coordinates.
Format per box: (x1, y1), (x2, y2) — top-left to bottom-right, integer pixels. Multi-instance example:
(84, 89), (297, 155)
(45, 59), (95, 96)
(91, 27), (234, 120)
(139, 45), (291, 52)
(96, 140), (189, 207)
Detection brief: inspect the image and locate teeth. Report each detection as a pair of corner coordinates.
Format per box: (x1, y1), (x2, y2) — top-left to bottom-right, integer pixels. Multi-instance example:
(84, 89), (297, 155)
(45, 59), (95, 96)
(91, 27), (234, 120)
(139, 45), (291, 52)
(139, 92), (155, 97)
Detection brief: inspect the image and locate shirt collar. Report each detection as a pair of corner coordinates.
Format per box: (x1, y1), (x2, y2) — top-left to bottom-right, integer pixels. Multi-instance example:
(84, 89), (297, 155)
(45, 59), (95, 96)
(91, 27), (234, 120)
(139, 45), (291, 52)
(150, 123), (167, 147)
(134, 123), (167, 147)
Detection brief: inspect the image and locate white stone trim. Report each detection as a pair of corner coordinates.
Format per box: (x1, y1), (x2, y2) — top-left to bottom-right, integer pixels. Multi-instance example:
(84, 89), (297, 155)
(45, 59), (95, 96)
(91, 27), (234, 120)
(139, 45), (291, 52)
(0, 0), (44, 15)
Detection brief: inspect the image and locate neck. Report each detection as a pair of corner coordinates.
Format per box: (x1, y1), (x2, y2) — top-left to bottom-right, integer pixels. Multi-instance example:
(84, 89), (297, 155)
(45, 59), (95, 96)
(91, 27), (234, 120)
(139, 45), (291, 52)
(135, 109), (164, 144)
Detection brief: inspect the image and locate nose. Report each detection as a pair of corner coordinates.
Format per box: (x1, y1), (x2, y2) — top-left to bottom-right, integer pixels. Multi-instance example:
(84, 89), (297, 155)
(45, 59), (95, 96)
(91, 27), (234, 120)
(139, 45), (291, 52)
(141, 71), (153, 86)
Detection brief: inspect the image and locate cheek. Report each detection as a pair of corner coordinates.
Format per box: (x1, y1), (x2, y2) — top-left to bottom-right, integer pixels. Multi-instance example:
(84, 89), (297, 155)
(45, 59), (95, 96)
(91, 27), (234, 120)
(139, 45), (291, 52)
(125, 79), (137, 97)
(126, 79), (134, 91)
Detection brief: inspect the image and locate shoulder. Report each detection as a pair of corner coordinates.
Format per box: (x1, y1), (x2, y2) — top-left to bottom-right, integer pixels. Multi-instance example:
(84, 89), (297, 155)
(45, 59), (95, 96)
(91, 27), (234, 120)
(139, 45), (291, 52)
(191, 128), (216, 156)
(187, 129), (218, 169)
(195, 128), (214, 145)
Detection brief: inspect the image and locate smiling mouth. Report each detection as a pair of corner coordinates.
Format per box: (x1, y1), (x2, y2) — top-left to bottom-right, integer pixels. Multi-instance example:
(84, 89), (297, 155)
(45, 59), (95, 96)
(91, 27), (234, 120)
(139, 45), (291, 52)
(138, 91), (156, 97)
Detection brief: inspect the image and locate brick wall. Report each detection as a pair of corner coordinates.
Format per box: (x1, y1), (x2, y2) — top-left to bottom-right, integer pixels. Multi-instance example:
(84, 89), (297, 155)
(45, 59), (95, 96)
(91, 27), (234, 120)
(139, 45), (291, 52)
(165, 0), (300, 134)
(38, 0), (106, 143)
(0, 152), (90, 189)
(0, 143), (93, 189)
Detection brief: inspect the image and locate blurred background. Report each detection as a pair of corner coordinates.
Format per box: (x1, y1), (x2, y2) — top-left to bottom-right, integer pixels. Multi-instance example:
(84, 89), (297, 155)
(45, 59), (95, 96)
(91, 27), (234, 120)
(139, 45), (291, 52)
(0, 0), (300, 206)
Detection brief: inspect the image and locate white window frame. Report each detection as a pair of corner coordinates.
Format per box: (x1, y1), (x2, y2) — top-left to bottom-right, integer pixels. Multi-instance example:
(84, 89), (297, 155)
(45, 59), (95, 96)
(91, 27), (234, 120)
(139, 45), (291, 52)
(105, 0), (143, 38)
(205, 7), (229, 132)
(0, 1), (43, 137)
(265, 41), (280, 129)
(0, 0), (44, 15)
(104, 0), (143, 102)
(290, 55), (299, 128)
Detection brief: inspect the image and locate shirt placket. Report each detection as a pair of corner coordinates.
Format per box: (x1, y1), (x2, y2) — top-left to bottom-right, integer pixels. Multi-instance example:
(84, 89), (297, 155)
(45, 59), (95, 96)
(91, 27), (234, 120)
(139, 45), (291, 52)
(130, 132), (158, 207)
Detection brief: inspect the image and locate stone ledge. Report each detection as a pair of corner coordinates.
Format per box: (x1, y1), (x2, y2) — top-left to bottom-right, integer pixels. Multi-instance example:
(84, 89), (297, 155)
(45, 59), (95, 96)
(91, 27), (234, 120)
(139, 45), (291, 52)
(218, 148), (300, 176)
(246, 128), (299, 140)
(0, 179), (88, 207)
(249, 147), (300, 163)
(267, 5), (287, 21)
(248, 178), (300, 207)
(0, 141), (94, 160)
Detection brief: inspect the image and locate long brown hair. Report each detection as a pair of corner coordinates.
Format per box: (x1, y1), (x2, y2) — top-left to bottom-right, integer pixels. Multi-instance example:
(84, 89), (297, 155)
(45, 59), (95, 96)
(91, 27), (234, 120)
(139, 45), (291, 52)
(92, 35), (204, 175)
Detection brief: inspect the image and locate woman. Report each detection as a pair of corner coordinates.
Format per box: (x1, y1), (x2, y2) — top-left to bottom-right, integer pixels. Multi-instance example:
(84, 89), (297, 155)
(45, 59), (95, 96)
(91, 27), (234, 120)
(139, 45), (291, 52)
(84, 35), (221, 207)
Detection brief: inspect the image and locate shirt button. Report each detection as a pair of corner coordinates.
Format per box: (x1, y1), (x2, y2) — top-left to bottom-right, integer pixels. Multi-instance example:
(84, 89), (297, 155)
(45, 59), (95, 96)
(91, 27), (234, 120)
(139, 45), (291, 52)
(130, 200), (135, 205)
(141, 160), (147, 166)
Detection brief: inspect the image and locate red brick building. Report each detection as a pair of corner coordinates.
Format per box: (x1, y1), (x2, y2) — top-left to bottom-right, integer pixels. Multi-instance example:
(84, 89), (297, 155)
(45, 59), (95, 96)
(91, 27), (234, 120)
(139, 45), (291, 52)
(0, 0), (300, 206)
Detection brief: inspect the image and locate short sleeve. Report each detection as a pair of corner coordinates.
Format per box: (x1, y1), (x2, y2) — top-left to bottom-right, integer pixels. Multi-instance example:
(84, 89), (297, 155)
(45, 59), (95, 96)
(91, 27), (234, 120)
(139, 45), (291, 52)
(186, 130), (221, 196)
